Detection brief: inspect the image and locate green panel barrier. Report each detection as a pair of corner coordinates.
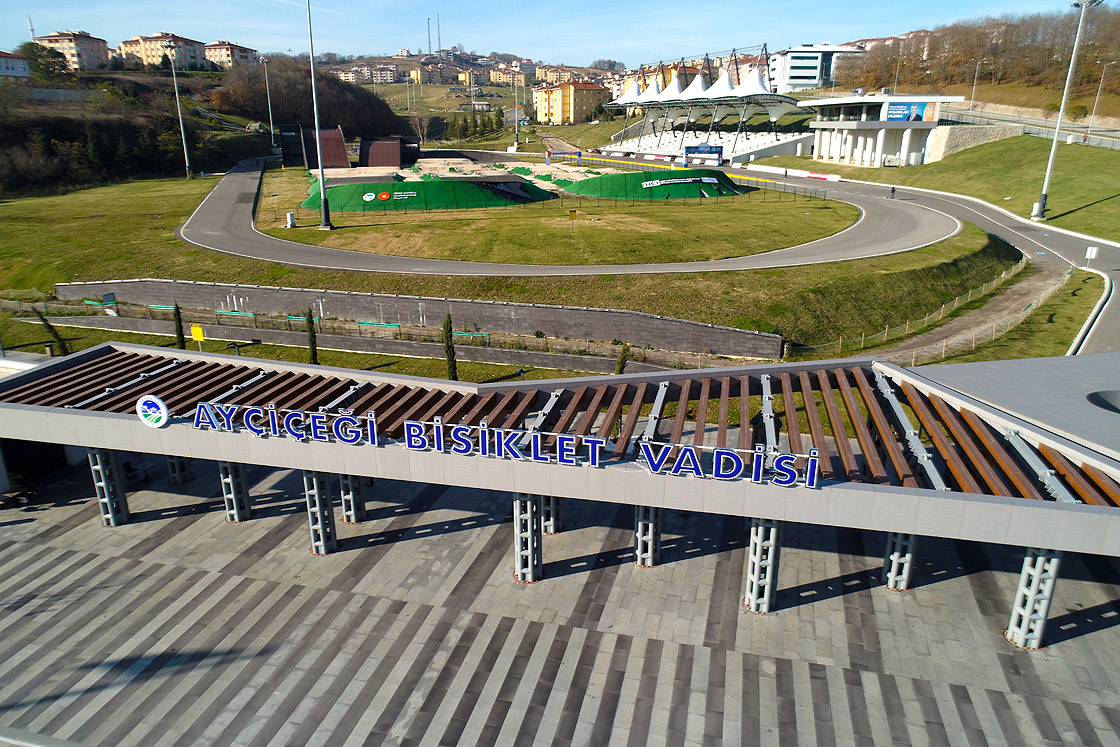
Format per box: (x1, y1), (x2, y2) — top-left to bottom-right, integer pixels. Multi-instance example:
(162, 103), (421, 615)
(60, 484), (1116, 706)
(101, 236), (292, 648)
(83, 299), (117, 306)
(564, 168), (747, 200)
(147, 304), (176, 310)
(357, 321), (400, 328)
(287, 315), (319, 321)
(451, 331), (490, 337)
(215, 310), (255, 317)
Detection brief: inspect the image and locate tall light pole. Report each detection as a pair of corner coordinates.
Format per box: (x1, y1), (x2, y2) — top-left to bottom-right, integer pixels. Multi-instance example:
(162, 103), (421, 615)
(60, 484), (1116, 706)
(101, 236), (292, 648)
(162, 40), (192, 179)
(1032, 0), (1101, 221)
(306, 0), (331, 230)
(1088, 60), (1115, 136)
(260, 55), (275, 148)
(969, 57), (986, 113)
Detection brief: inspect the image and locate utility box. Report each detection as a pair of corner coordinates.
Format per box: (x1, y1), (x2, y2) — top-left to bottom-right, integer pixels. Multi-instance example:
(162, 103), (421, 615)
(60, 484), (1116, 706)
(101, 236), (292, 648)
(286, 212), (296, 228)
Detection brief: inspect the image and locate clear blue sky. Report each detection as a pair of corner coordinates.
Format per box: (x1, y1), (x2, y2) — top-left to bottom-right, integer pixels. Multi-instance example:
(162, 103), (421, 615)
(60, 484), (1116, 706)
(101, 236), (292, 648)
(6, 0), (1083, 67)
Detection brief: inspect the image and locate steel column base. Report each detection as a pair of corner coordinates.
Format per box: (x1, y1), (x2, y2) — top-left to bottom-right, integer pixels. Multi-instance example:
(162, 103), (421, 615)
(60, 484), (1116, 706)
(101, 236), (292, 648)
(541, 495), (563, 534)
(634, 505), (661, 567)
(303, 470), (338, 556)
(513, 493), (543, 583)
(88, 448), (129, 527)
(743, 518), (782, 614)
(1005, 547), (1062, 650)
(882, 532), (917, 591)
(219, 461), (251, 523)
(340, 474), (366, 524)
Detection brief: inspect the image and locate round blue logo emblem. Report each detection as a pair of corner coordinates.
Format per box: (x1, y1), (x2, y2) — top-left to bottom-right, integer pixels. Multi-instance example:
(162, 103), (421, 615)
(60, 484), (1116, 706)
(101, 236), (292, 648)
(136, 394), (170, 428)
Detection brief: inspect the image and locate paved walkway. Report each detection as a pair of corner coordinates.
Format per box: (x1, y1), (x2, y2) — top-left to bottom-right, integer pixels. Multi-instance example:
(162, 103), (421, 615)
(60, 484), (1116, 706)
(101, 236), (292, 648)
(1, 463), (1118, 745)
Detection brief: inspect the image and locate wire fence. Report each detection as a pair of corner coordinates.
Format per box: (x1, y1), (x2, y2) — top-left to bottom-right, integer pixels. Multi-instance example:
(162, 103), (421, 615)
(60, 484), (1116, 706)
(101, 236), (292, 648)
(3, 299), (748, 370)
(792, 254), (1030, 358)
(885, 268), (1075, 367)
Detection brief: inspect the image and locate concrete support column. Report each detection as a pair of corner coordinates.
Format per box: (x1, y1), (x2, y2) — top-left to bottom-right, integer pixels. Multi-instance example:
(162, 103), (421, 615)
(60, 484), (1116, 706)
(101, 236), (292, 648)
(166, 455), (192, 485)
(541, 495), (563, 535)
(743, 518), (782, 614)
(88, 448), (129, 527)
(1006, 547), (1062, 649)
(874, 129), (887, 167)
(881, 532), (917, 591)
(854, 134), (866, 165)
(842, 133), (854, 164)
(900, 128), (914, 166)
(303, 470), (338, 556)
(219, 461), (251, 523)
(634, 505), (661, 567)
(513, 493), (543, 583)
(0, 444), (8, 494)
(830, 129), (841, 161)
(812, 129), (822, 159)
(340, 474), (366, 524)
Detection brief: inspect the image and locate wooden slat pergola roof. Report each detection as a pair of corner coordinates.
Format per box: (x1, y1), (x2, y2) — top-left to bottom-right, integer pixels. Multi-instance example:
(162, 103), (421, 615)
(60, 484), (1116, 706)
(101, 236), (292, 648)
(1, 343), (1118, 511)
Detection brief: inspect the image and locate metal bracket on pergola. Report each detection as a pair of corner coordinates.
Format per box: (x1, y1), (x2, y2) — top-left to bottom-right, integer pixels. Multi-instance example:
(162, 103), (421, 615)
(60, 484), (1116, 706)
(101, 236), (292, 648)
(759, 374), (778, 458)
(519, 389), (563, 449)
(873, 370), (949, 491)
(321, 384), (364, 412)
(638, 381), (670, 449)
(1003, 429), (1080, 504)
(67, 359), (185, 409)
(211, 370), (272, 404)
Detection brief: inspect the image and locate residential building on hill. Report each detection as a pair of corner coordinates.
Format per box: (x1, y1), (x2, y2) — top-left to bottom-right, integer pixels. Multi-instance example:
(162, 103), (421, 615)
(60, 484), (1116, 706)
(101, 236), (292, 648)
(205, 41), (258, 69)
(33, 30), (109, 71)
(533, 81), (610, 125)
(116, 32), (206, 69)
(0, 51), (31, 81)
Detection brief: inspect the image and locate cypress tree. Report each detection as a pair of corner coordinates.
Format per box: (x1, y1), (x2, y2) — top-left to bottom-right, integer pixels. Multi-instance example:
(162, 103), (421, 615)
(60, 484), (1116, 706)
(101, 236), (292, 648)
(306, 308), (318, 365)
(615, 343), (631, 375)
(442, 313), (458, 381)
(173, 303), (186, 349)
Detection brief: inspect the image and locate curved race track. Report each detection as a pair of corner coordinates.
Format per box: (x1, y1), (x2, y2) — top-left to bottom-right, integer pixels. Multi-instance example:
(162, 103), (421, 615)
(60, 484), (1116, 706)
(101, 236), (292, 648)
(178, 159), (961, 276)
(178, 154), (1118, 354)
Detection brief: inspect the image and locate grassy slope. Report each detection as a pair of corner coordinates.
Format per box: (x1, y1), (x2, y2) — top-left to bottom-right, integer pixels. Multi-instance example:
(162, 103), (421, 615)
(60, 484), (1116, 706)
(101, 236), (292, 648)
(938, 271), (1103, 363)
(0, 175), (1019, 344)
(758, 136), (1120, 240)
(0, 312), (594, 383)
(908, 82), (1120, 121)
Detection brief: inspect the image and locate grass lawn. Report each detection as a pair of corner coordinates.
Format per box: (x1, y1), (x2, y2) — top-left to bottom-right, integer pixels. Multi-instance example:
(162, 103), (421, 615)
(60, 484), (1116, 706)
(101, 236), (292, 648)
(757, 136), (1120, 241)
(906, 81), (1120, 122)
(938, 271), (1103, 364)
(0, 175), (1020, 345)
(260, 169), (859, 265)
(0, 312), (595, 384)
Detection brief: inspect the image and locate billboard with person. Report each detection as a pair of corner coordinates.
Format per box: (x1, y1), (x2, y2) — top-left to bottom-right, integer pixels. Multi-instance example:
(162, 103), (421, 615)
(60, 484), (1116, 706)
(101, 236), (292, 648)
(886, 102), (937, 122)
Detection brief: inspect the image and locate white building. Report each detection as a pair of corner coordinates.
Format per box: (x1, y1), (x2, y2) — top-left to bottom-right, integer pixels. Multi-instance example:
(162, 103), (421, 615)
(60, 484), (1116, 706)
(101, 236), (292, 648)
(767, 44), (863, 94)
(808, 93), (964, 167)
(0, 51), (31, 81)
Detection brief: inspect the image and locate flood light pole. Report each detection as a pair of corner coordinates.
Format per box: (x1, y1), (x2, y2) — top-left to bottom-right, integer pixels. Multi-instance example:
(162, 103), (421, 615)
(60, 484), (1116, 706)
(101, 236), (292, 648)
(1032, 0), (1100, 221)
(306, 0), (332, 229)
(260, 55), (276, 147)
(1088, 60), (1115, 136)
(162, 41), (192, 179)
(969, 58), (986, 113)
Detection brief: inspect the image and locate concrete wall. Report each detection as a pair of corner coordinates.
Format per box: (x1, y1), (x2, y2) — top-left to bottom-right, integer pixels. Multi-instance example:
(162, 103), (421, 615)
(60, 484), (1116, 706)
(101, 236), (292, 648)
(925, 124), (1024, 163)
(55, 279), (783, 359)
(47, 316), (667, 374)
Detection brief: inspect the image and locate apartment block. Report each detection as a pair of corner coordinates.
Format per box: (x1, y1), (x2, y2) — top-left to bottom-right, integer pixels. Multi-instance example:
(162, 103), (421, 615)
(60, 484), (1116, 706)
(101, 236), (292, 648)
(33, 30), (109, 71)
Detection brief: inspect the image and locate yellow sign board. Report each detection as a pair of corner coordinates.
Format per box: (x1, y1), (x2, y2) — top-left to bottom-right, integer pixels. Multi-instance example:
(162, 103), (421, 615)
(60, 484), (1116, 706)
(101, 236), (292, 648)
(190, 323), (204, 342)
(568, 210), (577, 220)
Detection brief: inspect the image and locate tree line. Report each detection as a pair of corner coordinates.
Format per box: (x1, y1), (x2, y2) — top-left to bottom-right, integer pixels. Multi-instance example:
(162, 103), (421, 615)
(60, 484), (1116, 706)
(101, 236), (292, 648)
(836, 5), (1120, 95)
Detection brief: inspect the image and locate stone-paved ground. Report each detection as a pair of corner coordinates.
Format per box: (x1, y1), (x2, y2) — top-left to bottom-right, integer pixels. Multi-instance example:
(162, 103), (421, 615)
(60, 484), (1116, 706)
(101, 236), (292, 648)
(0, 461), (1118, 746)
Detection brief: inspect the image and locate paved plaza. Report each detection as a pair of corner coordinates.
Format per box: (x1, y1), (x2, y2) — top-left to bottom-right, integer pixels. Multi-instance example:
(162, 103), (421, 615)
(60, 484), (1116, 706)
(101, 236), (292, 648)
(0, 461), (1118, 746)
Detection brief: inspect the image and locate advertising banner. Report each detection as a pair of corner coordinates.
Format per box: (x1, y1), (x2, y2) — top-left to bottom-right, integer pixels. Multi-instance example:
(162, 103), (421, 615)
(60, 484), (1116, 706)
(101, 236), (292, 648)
(886, 102), (937, 122)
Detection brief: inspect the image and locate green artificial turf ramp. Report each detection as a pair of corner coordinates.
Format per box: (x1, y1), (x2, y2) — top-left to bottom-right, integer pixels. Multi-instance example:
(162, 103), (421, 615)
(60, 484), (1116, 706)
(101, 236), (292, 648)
(565, 169), (747, 199)
(301, 179), (552, 212)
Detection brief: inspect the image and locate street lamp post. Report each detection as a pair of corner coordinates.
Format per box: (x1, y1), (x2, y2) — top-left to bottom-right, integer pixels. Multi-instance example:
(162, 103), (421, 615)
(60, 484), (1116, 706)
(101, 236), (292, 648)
(1088, 60), (1115, 136)
(305, 0), (331, 230)
(162, 41), (192, 179)
(969, 58), (986, 113)
(1032, 0), (1101, 221)
(260, 55), (276, 148)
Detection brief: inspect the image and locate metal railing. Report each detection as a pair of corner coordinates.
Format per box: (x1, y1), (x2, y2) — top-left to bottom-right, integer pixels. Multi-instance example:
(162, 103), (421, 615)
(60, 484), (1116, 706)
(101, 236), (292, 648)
(938, 112), (1120, 151)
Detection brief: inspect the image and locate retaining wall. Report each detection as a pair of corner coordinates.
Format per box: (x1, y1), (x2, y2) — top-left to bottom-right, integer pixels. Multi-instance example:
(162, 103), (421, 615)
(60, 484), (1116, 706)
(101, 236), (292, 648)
(925, 124), (1024, 163)
(55, 279), (783, 359)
